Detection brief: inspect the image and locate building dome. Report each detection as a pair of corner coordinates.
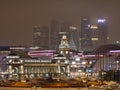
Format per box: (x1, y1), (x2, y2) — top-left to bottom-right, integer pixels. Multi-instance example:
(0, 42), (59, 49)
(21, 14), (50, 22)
(93, 44), (120, 54)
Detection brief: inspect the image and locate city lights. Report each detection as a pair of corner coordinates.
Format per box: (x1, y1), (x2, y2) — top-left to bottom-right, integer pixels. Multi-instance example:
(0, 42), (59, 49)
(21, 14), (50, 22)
(0, 0), (120, 89)
(90, 25), (98, 29)
(69, 26), (77, 30)
(97, 19), (106, 23)
(92, 38), (99, 41)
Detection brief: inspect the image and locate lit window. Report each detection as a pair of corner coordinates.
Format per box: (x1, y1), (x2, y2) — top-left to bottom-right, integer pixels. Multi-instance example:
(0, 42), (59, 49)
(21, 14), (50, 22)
(66, 51), (68, 54)
(92, 38), (98, 41)
(60, 51), (63, 54)
(82, 61), (86, 65)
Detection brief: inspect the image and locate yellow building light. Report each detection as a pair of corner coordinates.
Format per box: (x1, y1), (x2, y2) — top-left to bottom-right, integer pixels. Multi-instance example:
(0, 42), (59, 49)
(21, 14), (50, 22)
(90, 25), (98, 29)
(92, 38), (98, 41)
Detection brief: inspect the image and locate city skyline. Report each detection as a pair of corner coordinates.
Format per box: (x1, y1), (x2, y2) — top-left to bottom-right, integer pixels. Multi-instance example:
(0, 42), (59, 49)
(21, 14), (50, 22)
(0, 0), (120, 46)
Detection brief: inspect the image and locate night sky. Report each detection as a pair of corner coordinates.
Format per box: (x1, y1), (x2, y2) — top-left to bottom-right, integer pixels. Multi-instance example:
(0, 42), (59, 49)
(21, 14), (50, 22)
(0, 0), (120, 46)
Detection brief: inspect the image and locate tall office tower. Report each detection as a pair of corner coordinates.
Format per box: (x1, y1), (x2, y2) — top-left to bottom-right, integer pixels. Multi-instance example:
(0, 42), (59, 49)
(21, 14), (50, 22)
(69, 26), (80, 50)
(97, 17), (108, 46)
(50, 20), (61, 49)
(80, 17), (92, 51)
(60, 21), (72, 41)
(33, 26), (49, 49)
(90, 25), (99, 49)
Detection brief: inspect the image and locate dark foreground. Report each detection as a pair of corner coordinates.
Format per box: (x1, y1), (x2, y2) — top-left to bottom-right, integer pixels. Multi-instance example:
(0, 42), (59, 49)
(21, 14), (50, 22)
(0, 87), (116, 90)
(0, 87), (120, 90)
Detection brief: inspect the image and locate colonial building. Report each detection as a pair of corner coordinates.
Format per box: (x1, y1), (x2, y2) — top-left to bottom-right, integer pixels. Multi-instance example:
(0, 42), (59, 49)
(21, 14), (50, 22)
(5, 35), (72, 80)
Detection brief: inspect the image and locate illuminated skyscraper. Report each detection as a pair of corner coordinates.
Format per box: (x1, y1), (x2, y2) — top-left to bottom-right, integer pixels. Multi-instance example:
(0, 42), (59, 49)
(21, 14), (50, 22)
(80, 17), (92, 51)
(90, 25), (99, 49)
(97, 17), (108, 46)
(80, 16), (108, 51)
(33, 26), (49, 49)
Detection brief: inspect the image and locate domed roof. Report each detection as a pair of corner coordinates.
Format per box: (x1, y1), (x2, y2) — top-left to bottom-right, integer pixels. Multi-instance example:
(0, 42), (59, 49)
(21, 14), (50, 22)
(93, 44), (120, 54)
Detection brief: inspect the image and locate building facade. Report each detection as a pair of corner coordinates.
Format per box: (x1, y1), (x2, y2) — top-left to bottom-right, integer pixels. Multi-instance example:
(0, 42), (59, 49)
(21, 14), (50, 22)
(5, 53), (70, 80)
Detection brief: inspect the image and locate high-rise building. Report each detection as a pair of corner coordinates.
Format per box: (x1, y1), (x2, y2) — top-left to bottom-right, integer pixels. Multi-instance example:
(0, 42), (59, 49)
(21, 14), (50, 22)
(97, 17), (108, 46)
(69, 26), (80, 50)
(90, 17), (108, 50)
(80, 17), (92, 51)
(90, 25), (99, 49)
(33, 26), (49, 49)
(50, 20), (61, 49)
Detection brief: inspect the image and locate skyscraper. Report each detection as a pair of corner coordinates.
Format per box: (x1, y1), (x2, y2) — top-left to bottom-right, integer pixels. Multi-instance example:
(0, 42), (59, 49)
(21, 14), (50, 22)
(97, 17), (108, 46)
(50, 20), (61, 49)
(80, 17), (92, 51)
(69, 26), (80, 50)
(33, 26), (49, 49)
(90, 25), (99, 49)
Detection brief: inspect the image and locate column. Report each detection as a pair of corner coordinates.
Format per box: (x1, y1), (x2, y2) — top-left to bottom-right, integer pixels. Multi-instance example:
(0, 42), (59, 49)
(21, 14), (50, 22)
(58, 65), (61, 73)
(8, 65), (12, 74)
(20, 65), (24, 74)
(66, 65), (70, 73)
